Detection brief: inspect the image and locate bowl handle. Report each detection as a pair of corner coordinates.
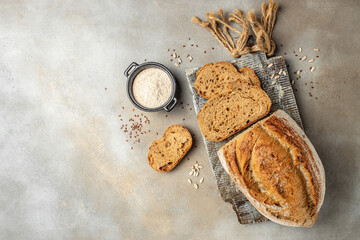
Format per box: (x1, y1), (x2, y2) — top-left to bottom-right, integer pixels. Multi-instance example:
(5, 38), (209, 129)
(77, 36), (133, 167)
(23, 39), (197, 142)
(163, 97), (178, 112)
(124, 62), (139, 77)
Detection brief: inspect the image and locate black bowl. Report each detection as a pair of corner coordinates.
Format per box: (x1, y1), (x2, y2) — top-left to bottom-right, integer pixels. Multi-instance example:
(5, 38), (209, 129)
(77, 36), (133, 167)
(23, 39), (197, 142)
(124, 62), (178, 112)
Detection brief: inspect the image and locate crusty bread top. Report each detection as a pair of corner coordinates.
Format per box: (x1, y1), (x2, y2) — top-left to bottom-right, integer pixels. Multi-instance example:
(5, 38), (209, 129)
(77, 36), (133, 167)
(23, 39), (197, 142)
(194, 62), (260, 99)
(197, 84), (271, 142)
(217, 110), (325, 227)
(148, 125), (192, 172)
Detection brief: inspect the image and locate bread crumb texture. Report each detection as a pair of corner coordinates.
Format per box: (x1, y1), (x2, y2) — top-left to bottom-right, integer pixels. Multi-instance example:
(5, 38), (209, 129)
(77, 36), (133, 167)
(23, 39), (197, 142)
(197, 85), (271, 142)
(194, 62), (261, 99)
(148, 125), (192, 172)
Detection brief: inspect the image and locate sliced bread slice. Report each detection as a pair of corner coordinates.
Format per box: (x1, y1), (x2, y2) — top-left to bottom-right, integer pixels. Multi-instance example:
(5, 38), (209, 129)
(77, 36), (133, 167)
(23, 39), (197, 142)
(237, 66), (261, 87)
(197, 85), (271, 142)
(194, 62), (261, 99)
(148, 125), (192, 172)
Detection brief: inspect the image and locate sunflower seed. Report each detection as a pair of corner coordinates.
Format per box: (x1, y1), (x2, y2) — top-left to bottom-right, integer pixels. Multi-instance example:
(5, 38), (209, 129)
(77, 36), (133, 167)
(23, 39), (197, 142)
(274, 75), (280, 79)
(299, 48), (302, 53)
(313, 48), (320, 51)
(268, 63), (274, 68)
(189, 170), (193, 175)
(200, 178), (204, 184)
(172, 53), (177, 58)
(300, 56), (307, 61)
(198, 165), (203, 169)
(270, 73), (275, 79)
(291, 80), (295, 85)
(188, 179), (192, 184)
(188, 56), (193, 61)
(296, 70), (301, 75)
(178, 58), (182, 64)
(283, 71), (287, 76)
(272, 80), (277, 85)
(279, 69), (283, 75)
(194, 183), (199, 189)
(194, 163), (199, 167)
(308, 59), (314, 63)
(310, 67), (316, 72)
(174, 63), (179, 67)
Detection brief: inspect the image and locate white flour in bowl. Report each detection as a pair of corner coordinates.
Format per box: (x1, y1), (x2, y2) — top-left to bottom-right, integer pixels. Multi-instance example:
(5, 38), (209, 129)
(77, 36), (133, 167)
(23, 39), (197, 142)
(132, 68), (172, 108)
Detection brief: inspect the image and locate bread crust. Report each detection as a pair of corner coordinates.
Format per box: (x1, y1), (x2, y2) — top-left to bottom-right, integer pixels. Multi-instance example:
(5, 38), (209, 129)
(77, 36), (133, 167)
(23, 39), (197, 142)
(217, 110), (325, 227)
(148, 125), (192, 172)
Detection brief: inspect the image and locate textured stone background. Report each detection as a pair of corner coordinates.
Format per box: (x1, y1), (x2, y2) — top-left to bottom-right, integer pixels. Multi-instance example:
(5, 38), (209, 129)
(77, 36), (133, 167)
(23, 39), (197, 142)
(0, 0), (359, 239)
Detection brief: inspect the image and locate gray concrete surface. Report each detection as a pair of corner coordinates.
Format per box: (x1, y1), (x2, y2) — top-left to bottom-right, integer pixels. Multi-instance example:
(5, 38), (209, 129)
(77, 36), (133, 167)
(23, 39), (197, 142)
(0, 0), (359, 239)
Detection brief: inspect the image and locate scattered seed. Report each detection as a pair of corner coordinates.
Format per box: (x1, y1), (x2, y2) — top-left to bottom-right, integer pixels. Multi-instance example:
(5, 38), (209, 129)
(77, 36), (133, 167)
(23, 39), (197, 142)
(198, 165), (203, 169)
(200, 178), (204, 184)
(310, 67), (316, 72)
(292, 80), (295, 85)
(279, 69), (283, 75)
(274, 75), (280, 79)
(296, 70), (301, 75)
(194, 183), (199, 189)
(268, 63), (274, 68)
(189, 171), (193, 175)
(174, 63), (179, 67)
(308, 59), (314, 63)
(299, 48), (302, 53)
(270, 73), (275, 79)
(178, 58), (182, 64)
(172, 53), (177, 58)
(188, 179), (192, 184)
(188, 56), (193, 61)
(272, 80), (277, 85)
(283, 71), (287, 76)
(313, 48), (320, 51)
(183, 45), (185, 47)
(300, 56), (307, 61)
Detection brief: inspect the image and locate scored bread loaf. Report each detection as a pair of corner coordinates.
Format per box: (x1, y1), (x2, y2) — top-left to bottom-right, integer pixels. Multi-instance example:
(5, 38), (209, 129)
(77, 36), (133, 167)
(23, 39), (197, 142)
(217, 110), (326, 227)
(197, 84), (271, 142)
(148, 125), (192, 172)
(194, 62), (261, 99)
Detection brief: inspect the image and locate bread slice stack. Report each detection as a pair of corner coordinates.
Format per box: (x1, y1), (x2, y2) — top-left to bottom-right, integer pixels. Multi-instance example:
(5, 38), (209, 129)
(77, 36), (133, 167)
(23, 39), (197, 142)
(195, 62), (271, 142)
(217, 110), (326, 227)
(148, 125), (192, 172)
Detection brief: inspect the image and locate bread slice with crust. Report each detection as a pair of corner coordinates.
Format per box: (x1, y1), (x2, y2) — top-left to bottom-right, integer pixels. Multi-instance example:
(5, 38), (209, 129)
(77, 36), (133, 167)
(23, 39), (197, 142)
(217, 110), (326, 227)
(237, 66), (261, 87)
(148, 125), (192, 172)
(197, 84), (271, 142)
(194, 62), (261, 99)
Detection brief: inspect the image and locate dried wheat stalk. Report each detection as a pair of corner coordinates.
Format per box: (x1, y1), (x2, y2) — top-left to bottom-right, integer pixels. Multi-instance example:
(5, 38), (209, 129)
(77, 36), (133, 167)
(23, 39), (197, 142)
(191, 0), (278, 58)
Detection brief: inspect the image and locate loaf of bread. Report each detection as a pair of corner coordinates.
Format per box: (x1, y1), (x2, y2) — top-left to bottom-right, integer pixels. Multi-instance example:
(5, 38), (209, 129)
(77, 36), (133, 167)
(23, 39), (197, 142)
(194, 62), (261, 99)
(148, 125), (192, 172)
(217, 110), (326, 227)
(197, 84), (271, 142)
